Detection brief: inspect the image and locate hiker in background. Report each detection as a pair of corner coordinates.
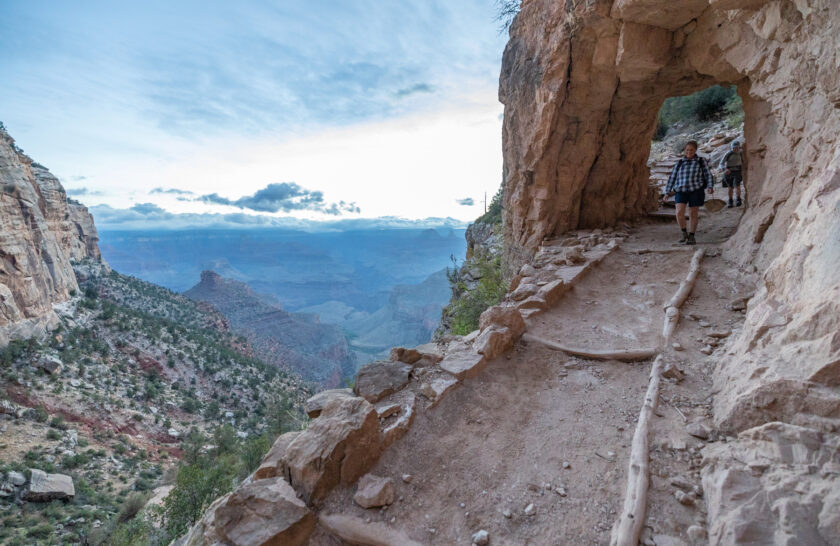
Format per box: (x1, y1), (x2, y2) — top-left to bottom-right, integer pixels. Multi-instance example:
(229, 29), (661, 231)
(665, 140), (716, 245)
(720, 140), (744, 207)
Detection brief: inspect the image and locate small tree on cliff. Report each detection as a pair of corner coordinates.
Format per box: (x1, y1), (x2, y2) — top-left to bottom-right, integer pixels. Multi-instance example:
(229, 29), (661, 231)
(496, 0), (521, 31)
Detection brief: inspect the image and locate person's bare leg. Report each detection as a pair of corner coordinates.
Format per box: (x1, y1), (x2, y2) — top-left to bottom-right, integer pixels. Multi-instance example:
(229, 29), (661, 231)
(728, 186), (734, 200)
(689, 206), (699, 233)
(676, 203), (687, 230)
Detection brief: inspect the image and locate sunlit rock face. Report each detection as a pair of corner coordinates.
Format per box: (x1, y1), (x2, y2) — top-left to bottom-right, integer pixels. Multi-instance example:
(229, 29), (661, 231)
(501, 1), (839, 540)
(0, 127), (101, 344)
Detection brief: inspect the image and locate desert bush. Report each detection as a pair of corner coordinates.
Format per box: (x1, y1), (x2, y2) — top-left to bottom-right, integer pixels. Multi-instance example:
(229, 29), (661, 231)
(445, 251), (507, 335)
(117, 492), (150, 523)
(725, 92), (744, 127)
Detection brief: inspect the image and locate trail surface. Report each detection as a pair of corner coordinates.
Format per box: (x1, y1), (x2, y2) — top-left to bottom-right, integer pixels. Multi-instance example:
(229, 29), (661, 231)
(312, 207), (752, 545)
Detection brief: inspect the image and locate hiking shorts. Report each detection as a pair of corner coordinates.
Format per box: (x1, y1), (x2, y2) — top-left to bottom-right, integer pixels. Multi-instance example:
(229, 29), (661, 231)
(723, 169), (743, 188)
(674, 188), (706, 208)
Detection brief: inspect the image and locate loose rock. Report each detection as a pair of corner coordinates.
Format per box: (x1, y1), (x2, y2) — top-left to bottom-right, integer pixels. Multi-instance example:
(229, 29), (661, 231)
(353, 474), (395, 509)
(472, 529), (490, 545)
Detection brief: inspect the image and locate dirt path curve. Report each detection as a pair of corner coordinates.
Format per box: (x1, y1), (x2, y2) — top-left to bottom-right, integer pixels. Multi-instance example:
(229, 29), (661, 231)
(312, 208), (752, 545)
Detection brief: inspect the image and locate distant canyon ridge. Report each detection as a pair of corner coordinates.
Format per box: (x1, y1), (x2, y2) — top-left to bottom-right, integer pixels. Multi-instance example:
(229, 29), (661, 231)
(101, 228), (464, 385)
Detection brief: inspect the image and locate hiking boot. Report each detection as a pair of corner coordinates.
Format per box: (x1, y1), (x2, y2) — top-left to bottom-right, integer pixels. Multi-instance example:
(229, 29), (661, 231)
(727, 199), (734, 208)
(686, 233), (696, 245)
(678, 230), (688, 244)
(736, 197), (742, 207)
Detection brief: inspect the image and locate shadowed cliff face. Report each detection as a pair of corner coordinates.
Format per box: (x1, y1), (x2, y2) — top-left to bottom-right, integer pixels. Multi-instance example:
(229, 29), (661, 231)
(0, 128), (101, 343)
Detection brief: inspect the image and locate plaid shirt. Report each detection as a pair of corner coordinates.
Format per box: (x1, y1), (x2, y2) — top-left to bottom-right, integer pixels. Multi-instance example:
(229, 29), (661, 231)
(665, 156), (715, 193)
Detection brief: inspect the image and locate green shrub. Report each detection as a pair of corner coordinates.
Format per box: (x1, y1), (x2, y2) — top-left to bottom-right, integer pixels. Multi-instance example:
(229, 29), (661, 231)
(32, 406), (49, 423)
(49, 415), (68, 430)
(106, 516), (154, 546)
(160, 455), (237, 538)
(725, 92), (744, 128)
(653, 85), (741, 140)
(26, 523), (53, 539)
(445, 252), (507, 335)
(46, 429), (62, 441)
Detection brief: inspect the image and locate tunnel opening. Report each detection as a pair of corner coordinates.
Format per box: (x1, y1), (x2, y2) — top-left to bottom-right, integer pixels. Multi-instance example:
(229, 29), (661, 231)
(648, 84), (747, 222)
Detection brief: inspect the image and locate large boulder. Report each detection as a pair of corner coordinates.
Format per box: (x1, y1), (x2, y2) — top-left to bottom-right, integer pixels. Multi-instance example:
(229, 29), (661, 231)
(285, 395), (381, 503)
(304, 389), (354, 419)
(181, 478), (314, 546)
(254, 431), (302, 480)
(37, 355), (63, 375)
(23, 469), (74, 502)
(353, 360), (412, 403)
(389, 347), (422, 365)
(439, 349), (486, 380)
(214, 478), (315, 546)
(474, 326), (517, 361)
(478, 305), (526, 337)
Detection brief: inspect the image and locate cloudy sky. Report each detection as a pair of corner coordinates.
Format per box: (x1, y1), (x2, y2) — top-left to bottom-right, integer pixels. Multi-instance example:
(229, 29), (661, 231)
(1, 0), (509, 228)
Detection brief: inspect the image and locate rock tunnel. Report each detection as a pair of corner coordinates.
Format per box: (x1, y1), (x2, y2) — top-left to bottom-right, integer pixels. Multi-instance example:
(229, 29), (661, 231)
(499, 0), (840, 495)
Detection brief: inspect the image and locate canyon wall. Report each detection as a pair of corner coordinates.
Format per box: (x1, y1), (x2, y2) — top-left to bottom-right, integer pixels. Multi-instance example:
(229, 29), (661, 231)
(502, 0), (839, 431)
(0, 127), (101, 345)
(502, 0), (838, 541)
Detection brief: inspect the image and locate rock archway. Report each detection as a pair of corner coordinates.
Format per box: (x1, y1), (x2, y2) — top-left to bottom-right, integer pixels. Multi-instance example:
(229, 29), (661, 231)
(501, 0), (837, 272)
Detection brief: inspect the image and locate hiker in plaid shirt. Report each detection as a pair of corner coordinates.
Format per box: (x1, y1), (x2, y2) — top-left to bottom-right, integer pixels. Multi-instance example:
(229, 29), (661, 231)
(665, 140), (715, 245)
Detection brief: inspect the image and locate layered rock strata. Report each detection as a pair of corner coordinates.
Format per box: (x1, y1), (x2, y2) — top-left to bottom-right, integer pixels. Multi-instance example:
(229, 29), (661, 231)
(0, 127), (101, 345)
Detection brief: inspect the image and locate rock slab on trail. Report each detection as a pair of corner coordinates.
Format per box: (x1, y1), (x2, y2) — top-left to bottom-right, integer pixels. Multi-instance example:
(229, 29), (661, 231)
(354, 360), (412, 403)
(285, 394), (381, 503)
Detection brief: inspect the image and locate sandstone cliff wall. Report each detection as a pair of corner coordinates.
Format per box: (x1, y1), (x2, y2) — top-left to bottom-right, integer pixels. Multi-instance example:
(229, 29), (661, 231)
(502, 0), (839, 432)
(0, 127), (101, 344)
(501, 1), (839, 541)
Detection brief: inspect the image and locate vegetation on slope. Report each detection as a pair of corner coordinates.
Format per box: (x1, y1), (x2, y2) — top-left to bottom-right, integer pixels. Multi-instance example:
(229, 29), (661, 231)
(654, 85), (744, 140)
(439, 187), (506, 336)
(0, 262), (309, 545)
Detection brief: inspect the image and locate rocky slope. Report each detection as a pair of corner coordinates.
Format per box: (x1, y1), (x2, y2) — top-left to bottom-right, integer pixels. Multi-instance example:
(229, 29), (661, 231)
(0, 126), (100, 345)
(0, 126), (312, 544)
(0, 262), (311, 544)
(185, 271), (356, 386)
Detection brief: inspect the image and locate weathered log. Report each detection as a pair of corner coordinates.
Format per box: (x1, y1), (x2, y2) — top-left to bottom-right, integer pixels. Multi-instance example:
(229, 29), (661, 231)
(610, 355), (664, 546)
(522, 333), (657, 362)
(613, 249), (705, 546)
(319, 514), (422, 546)
(663, 248), (705, 310)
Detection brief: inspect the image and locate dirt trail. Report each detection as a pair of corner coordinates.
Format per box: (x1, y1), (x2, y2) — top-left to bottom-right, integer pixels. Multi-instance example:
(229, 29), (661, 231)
(313, 207), (751, 545)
